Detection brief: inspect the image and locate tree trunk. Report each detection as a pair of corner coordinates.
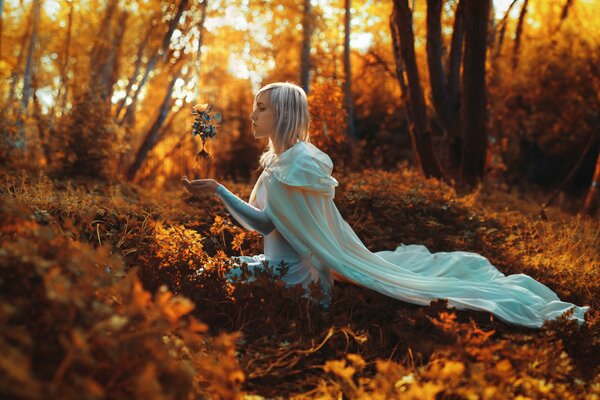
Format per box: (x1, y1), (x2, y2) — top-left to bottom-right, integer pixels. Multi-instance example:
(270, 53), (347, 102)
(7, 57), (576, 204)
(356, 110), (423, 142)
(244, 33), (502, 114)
(460, 0), (491, 187)
(445, 0), (465, 176)
(300, 0), (313, 94)
(119, 0), (189, 126)
(560, 0), (575, 20)
(0, 0), (6, 60)
(115, 23), (153, 120)
(31, 69), (53, 165)
(89, 0), (119, 100)
(21, 0), (40, 113)
(492, 0), (518, 59)
(194, 0), (209, 100)
(512, 0), (528, 70)
(8, 8), (32, 103)
(392, 0), (444, 180)
(554, 0), (574, 34)
(389, 14), (408, 96)
(343, 0), (356, 143)
(427, 0), (462, 177)
(389, 12), (412, 136)
(126, 65), (184, 181)
(582, 147), (600, 217)
(53, 0), (73, 116)
(17, 0), (41, 149)
(143, 119), (188, 179)
(106, 10), (129, 99)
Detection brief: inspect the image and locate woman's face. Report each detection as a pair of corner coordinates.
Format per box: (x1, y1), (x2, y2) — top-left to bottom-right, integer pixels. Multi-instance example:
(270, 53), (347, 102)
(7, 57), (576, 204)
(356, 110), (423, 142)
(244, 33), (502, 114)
(250, 91), (276, 141)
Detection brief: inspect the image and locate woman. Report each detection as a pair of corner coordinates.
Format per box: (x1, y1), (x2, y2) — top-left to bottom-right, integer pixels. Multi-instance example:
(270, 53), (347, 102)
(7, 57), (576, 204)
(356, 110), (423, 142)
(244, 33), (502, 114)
(182, 82), (589, 329)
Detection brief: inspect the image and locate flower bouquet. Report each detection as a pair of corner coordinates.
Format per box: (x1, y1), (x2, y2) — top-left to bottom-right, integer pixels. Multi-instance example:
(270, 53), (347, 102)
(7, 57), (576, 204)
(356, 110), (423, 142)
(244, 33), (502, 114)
(192, 103), (222, 170)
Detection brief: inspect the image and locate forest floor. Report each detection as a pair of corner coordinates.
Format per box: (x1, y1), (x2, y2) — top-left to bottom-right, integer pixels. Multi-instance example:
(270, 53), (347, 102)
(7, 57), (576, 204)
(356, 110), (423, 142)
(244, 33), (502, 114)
(1, 166), (599, 399)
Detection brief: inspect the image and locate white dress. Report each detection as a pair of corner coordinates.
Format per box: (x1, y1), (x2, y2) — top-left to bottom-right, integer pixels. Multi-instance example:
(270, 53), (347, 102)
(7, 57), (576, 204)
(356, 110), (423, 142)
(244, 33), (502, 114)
(213, 141), (590, 328)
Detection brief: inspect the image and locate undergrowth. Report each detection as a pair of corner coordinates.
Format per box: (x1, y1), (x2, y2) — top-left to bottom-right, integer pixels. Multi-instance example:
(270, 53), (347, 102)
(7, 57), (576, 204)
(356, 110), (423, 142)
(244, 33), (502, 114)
(0, 167), (598, 399)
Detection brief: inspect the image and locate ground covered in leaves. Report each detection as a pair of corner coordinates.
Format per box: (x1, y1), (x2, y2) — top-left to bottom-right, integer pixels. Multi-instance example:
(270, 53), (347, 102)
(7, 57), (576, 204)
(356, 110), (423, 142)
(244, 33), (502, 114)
(1, 166), (599, 399)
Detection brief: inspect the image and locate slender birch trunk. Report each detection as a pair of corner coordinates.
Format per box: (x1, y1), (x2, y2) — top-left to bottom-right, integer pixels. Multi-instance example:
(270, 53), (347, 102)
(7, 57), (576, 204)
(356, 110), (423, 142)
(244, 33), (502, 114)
(120, 0), (189, 126)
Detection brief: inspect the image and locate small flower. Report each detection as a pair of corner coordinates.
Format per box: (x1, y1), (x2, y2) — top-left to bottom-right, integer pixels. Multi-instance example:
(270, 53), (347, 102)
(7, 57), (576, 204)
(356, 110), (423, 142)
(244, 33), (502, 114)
(193, 103), (209, 112)
(191, 102), (222, 170)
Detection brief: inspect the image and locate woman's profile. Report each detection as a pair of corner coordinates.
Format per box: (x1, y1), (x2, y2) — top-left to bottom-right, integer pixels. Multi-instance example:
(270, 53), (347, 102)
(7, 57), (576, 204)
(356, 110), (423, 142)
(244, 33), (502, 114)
(181, 81), (589, 329)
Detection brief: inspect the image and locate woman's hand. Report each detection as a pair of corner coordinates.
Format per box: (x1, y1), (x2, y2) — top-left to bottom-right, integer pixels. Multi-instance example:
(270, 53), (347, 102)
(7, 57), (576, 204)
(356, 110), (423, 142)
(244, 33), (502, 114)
(181, 176), (219, 195)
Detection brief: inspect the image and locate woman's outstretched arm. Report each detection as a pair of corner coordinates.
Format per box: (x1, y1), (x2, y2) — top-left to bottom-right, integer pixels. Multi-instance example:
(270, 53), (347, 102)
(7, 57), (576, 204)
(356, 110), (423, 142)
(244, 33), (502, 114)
(215, 184), (276, 236)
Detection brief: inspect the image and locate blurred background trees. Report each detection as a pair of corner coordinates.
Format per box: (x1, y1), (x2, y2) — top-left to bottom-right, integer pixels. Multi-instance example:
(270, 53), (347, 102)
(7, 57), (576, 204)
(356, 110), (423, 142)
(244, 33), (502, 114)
(0, 0), (598, 215)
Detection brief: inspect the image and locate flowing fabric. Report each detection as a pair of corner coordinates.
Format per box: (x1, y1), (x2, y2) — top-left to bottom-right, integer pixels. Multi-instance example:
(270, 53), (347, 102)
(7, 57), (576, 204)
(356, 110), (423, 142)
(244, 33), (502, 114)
(243, 141), (589, 329)
(217, 170), (333, 304)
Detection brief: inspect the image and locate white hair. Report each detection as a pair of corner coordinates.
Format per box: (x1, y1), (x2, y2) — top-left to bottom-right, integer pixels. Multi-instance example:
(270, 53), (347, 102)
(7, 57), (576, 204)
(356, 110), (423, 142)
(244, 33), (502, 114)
(255, 82), (311, 170)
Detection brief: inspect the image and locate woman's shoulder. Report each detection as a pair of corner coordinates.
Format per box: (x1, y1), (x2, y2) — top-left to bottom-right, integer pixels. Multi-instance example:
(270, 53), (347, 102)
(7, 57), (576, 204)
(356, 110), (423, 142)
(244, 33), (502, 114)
(265, 140), (338, 195)
(289, 141), (333, 168)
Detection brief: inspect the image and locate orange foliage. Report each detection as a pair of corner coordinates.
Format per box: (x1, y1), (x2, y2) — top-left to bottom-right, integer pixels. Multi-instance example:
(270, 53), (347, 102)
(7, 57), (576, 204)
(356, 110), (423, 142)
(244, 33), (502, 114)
(1, 167), (598, 398)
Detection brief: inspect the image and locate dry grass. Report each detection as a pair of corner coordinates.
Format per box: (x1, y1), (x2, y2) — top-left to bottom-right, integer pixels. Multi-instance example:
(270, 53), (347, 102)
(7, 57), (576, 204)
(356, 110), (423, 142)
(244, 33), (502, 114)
(1, 166), (598, 399)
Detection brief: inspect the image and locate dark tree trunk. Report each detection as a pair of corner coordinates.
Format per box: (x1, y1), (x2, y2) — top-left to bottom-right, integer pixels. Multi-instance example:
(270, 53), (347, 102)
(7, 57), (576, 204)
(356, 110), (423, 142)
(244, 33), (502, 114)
(492, 0), (518, 59)
(143, 119), (188, 179)
(553, 0), (574, 34)
(559, 0), (574, 25)
(512, 0), (528, 70)
(427, 0), (462, 176)
(389, 12), (412, 134)
(389, 14), (408, 94)
(300, 0), (313, 94)
(426, 0), (451, 127)
(445, 0), (465, 175)
(460, 0), (491, 187)
(126, 65), (184, 181)
(392, 0), (444, 180)
(343, 0), (356, 142)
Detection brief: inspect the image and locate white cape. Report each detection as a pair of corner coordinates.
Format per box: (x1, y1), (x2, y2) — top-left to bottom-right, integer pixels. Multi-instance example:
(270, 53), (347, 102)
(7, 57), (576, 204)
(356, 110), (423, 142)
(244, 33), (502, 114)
(258, 141), (589, 329)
